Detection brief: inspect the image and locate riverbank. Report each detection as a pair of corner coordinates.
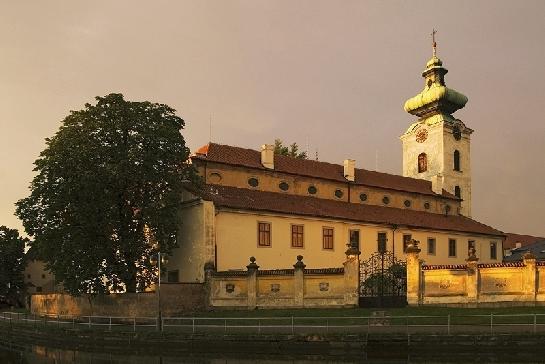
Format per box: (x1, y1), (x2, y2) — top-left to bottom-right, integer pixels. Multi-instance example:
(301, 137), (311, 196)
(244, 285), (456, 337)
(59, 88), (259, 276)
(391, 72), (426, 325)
(3, 320), (545, 358)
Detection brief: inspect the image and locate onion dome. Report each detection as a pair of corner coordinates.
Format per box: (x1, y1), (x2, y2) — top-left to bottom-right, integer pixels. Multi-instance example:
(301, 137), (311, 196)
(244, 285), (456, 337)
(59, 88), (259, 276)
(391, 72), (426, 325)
(404, 54), (468, 119)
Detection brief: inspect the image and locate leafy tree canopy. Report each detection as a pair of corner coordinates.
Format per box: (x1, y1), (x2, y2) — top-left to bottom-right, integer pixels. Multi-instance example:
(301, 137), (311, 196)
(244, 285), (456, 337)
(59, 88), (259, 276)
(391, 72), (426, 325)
(274, 139), (308, 159)
(16, 93), (193, 295)
(0, 226), (27, 305)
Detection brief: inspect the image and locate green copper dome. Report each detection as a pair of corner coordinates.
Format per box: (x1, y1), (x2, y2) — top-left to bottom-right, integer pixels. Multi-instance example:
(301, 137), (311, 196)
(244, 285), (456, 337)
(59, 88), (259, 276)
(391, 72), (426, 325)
(404, 55), (468, 118)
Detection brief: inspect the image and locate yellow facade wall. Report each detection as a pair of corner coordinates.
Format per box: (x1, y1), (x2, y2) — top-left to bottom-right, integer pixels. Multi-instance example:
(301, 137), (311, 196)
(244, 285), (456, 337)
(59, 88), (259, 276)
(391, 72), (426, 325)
(24, 260), (56, 295)
(214, 210), (502, 272)
(199, 161), (460, 215)
(169, 200), (216, 283)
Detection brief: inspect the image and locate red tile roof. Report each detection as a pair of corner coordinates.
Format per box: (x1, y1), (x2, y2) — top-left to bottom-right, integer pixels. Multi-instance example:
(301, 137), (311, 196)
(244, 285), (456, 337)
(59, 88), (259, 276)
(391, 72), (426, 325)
(504, 233), (545, 250)
(193, 143), (459, 200)
(193, 184), (504, 237)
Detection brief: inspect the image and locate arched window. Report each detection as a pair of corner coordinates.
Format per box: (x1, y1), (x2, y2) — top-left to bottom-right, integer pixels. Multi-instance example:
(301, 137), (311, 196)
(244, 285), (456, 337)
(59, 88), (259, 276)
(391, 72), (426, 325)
(454, 150), (461, 171)
(418, 153), (427, 173)
(454, 186), (461, 198)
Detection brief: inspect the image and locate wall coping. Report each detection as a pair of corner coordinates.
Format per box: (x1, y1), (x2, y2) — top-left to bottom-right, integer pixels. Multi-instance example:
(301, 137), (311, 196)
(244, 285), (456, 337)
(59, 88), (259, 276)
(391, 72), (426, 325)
(478, 262), (525, 268)
(422, 264), (467, 270)
(212, 267), (344, 277)
(422, 262), (530, 271)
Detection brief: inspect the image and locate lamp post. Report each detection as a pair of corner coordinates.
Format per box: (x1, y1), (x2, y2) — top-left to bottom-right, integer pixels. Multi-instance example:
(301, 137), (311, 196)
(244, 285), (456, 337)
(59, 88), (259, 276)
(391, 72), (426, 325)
(150, 245), (168, 331)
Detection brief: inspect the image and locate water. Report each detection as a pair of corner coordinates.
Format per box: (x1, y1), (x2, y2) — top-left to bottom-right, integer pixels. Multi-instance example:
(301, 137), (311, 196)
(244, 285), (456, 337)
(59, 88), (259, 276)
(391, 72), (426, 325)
(3, 342), (545, 364)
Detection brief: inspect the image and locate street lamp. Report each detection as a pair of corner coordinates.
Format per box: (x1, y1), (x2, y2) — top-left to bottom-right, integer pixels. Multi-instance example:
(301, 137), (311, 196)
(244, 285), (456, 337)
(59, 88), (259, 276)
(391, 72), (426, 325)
(150, 243), (168, 331)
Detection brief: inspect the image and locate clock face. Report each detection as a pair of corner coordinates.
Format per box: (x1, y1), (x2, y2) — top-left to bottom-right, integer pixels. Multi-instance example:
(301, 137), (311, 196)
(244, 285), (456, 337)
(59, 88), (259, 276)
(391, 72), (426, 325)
(415, 129), (428, 143)
(452, 126), (462, 140)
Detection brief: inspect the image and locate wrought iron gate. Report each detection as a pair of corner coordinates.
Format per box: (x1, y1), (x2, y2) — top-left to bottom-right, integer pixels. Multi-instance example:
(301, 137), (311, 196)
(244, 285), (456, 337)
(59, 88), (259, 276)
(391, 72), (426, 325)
(359, 251), (407, 307)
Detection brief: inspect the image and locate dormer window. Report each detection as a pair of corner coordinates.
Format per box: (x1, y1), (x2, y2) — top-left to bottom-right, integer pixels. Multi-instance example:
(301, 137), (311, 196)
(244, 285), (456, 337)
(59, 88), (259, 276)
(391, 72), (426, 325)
(418, 153), (427, 173)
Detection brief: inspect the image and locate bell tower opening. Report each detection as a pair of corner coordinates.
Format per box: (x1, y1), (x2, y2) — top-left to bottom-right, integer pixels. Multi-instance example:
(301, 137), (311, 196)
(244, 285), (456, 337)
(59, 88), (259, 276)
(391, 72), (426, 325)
(400, 31), (473, 217)
(418, 153), (428, 173)
(454, 150), (461, 171)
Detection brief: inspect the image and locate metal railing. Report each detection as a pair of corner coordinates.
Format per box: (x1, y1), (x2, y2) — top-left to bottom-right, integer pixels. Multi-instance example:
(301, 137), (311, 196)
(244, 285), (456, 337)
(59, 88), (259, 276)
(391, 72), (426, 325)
(2, 312), (545, 336)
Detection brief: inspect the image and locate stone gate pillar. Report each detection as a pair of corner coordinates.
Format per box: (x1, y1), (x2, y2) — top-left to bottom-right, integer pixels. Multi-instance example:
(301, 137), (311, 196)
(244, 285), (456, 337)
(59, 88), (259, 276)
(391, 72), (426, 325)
(466, 248), (479, 305)
(293, 255), (306, 307)
(203, 262), (216, 309)
(523, 252), (537, 303)
(343, 245), (361, 307)
(246, 257), (259, 310)
(406, 240), (422, 306)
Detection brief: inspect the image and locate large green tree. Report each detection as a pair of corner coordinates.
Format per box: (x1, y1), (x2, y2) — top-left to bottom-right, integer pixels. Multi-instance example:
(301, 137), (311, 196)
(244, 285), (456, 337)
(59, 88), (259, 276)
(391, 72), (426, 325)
(0, 226), (27, 305)
(274, 139), (308, 159)
(16, 93), (193, 294)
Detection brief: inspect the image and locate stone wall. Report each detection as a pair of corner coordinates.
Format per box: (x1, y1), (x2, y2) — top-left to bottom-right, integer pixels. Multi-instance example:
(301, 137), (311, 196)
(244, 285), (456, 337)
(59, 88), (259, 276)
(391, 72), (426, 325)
(407, 243), (544, 306)
(207, 254), (359, 309)
(31, 283), (206, 317)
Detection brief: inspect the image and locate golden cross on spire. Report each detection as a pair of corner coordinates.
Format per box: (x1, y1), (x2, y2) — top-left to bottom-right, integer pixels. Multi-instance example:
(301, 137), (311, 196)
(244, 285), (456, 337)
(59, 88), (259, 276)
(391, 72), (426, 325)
(431, 29), (437, 56)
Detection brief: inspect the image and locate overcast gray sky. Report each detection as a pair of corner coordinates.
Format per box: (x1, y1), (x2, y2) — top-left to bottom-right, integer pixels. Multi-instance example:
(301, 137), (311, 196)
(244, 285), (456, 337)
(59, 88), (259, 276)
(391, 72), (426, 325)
(1, 0), (544, 237)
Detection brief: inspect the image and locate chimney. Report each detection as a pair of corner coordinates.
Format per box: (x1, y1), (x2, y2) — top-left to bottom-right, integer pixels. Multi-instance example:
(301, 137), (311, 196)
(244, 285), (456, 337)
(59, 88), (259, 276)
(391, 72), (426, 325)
(343, 159), (355, 182)
(431, 174), (444, 195)
(261, 144), (274, 169)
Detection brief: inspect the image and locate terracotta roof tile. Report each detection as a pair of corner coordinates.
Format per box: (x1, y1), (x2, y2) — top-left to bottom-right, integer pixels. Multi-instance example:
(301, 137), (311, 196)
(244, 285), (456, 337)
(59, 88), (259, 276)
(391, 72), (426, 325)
(193, 184), (504, 237)
(192, 143), (459, 200)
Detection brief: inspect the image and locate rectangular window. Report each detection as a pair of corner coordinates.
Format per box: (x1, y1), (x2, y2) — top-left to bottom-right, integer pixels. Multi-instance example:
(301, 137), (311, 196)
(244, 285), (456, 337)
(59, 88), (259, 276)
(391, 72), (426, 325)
(490, 242), (497, 260)
(403, 234), (412, 253)
(349, 230), (360, 250)
(258, 222), (271, 247)
(377, 232), (387, 253)
(322, 227), (334, 250)
(167, 270), (179, 283)
(36, 286), (42, 293)
(291, 225), (304, 248)
(468, 240), (475, 256)
(448, 239), (457, 257)
(427, 238), (436, 255)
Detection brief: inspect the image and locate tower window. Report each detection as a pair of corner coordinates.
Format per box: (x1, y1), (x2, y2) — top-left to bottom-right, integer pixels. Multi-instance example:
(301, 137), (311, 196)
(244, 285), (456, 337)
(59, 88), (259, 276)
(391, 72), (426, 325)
(454, 150), (461, 171)
(418, 153), (427, 173)
(454, 186), (461, 198)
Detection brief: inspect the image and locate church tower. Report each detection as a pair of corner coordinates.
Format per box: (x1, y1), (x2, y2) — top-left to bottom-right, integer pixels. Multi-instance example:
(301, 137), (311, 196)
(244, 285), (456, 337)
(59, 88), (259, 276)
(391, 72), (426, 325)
(400, 34), (473, 216)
